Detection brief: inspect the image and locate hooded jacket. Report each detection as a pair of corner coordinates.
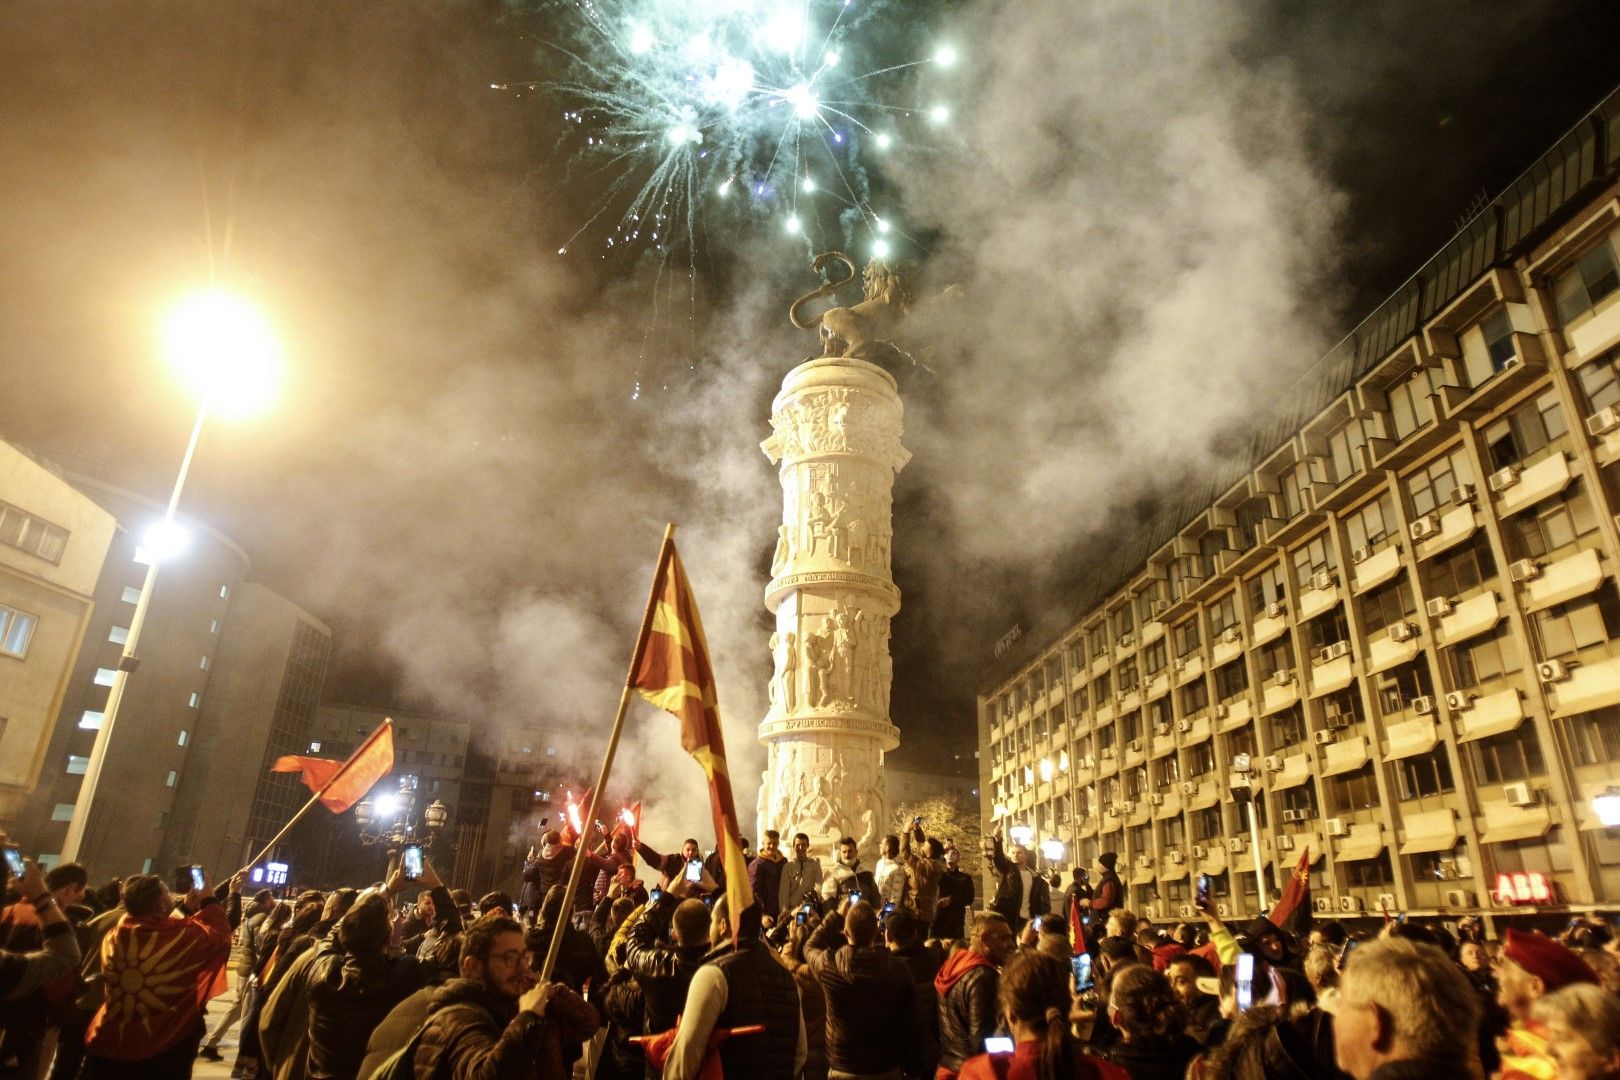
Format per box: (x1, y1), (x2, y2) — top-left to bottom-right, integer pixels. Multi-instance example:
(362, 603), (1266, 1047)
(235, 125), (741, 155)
(935, 947), (1000, 1075)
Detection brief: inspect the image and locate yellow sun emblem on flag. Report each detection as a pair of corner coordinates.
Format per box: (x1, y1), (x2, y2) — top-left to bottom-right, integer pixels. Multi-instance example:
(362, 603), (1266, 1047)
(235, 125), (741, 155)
(103, 929), (202, 1031)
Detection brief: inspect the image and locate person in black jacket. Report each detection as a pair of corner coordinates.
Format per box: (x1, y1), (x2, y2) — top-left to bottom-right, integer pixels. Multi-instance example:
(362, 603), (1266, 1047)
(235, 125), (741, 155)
(933, 847), (976, 942)
(884, 909), (942, 1077)
(304, 894), (431, 1080)
(935, 911), (1015, 1078)
(988, 828), (1050, 932)
(621, 893), (711, 1077)
(527, 885), (606, 999)
(805, 899), (923, 1079)
(1101, 963), (1200, 1080)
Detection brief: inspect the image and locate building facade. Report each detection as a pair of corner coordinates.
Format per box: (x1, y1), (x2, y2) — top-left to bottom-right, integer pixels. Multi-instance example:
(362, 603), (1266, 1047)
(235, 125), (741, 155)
(0, 441), (117, 832)
(979, 86), (1620, 925)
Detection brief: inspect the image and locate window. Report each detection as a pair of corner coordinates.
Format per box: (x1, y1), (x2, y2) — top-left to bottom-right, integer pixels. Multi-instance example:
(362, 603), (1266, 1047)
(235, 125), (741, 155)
(108, 625), (129, 645)
(1340, 852), (1395, 887)
(188, 692), (200, 708)
(1386, 368), (1438, 441)
(1249, 563), (1287, 613)
(1125, 767), (1147, 800)
(165, 770), (178, 787)
(1225, 725), (1257, 761)
(546, 747), (557, 757)
(93, 667), (117, 687)
(1325, 763), (1379, 814)
(1142, 640), (1167, 678)
(1193, 807), (1223, 841)
(1375, 662), (1433, 717)
(1162, 817), (1187, 848)
(78, 710), (104, 730)
(1086, 624), (1108, 658)
(1502, 484), (1601, 563)
(1553, 231), (1620, 326)
(1187, 742), (1216, 777)
(1359, 577), (1415, 636)
(1396, 748), (1455, 800)
(66, 755), (89, 775)
(1305, 608), (1350, 654)
(1407, 448), (1474, 519)
(1111, 605), (1135, 641)
(1424, 537), (1496, 600)
(1328, 420), (1369, 486)
(199, 656), (210, 671)
(1575, 347), (1620, 414)
(1211, 593), (1239, 634)
(1532, 585), (1620, 660)
(1173, 620), (1201, 658)
(1147, 695), (1173, 733)
(1270, 706), (1306, 749)
(1, 605), (39, 658)
(1156, 757), (1180, 786)
(178, 730), (189, 747)
(1486, 392), (1568, 473)
(1447, 622), (1522, 690)
(51, 803), (76, 822)
(1256, 637), (1295, 682)
(1569, 707), (1620, 765)
(1280, 786), (1316, 818)
(1292, 534), (1336, 591)
(1345, 493), (1399, 556)
(1470, 726), (1546, 784)
(1117, 660), (1139, 693)
(0, 502), (69, 563)
(1212, 661), (1245, 702)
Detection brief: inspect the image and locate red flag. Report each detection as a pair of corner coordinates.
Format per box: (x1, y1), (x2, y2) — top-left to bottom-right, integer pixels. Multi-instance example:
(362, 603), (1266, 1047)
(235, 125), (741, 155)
(272, 718), (394, 813)
(1069, 893), (1088, 956)
(629, 537), (754, 935)
(1268, 847), (1313, 933)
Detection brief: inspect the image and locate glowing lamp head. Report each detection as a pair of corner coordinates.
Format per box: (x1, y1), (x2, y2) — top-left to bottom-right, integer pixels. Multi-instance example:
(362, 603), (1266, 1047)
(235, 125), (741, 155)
(785, 83), (819, 120)
(872, 238), (891, 259)
(1595, 788), (1620, 828)
(1040, 838), (1065, 862)
(1039, 758), (1054, 782)
(1009, 824), (1035, 846)
(928, 104), (950, 125)
(934, 44), (958, 68)
(141, 519), (190, 562)
(627, 21), (655, 55)
(371, 793), (399, 821)
(162, 288), (280, 418)
(874, 132), (893, 150)
(784, 215), (801, 235)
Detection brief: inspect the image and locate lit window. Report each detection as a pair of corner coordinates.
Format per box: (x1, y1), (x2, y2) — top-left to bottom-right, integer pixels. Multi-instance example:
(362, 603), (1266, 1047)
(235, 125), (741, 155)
(219, 585), (229, 599)
(166, 770), (178, 787)
(1, 604), (39, 658)
(188, 692), (199, 708)
(79, 711), (104, 730)
(309, 741), (323, 753)
(66, 755), (89, 775)
(51, 803), (76, 822)
(121, 586), (142, 604)
(93, 668), (117, 687)
(547, 747), (557, 757)
(108, 625), (129, 645)
(141, 858), (152, 873)
(178, 730), (189, 747)
(209, 619), (218, 634)
(199, 656), (209, 671)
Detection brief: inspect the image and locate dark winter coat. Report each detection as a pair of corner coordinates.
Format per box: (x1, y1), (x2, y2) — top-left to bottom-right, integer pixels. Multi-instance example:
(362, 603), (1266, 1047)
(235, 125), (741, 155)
(1102, 1032), (1202, 1080)
(892, 942), (943, 1076)
(411, 977), (597, 1080)
(934, 870), (976, 940)
(305, 945), (430, 1079)
(619, 898), (710, 1046)
(804, 913), (923, 1078)
(989, 838), (1051, 926)
(935, 947), (1000, 1074)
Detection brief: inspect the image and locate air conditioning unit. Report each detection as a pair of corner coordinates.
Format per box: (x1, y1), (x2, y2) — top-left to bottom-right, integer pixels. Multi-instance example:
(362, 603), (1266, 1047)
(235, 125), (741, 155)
(1193, 844), (1208, 859)
(1101, 745), (1117, 758)
(1453, 483), (1477, 506)
(1313, 896), (1335, 914)
(1538, 659), (1570, 683)
(1310, 571), (1335, 592)
(1083, 756), (1096, 770)
(1264, 755), (1283, 772)
(1272, 669), (1294, 686)
(1172, 657), (1186, 673)
(1213, 704), (1229, 719)
(1313, 729), (1335, 746)
(1129, 739), (1143, 753)
(1216, 903), (1232, 918)
(1118, 633), (1135, 649)
(1326, 817), (1349, 837)
(1151, 599), (1171, 617)
(1181, 781), (1197, 796)
(1267, 601), (1286, 618)
(1117, 688), (1130, 702)
(1177, 718), (1193, 733)
(1150, 793), (1165, 806)
(1178, 904), (1194, 918)
(1169, 850), (1186, 865)
(1445, 690), (1475, 711)
(1227, 837), (1247, 854)
(1509, 558), (1542, 582)
(1426, 597), (1454, 618)
(1586, 407), (1620, 437)
(1137, 854), (1154, 869)
(1141, 903), (1158, 919)
(1340, 895), (1364, 914)
(1275, 833), (1295, 850)
(1352, 545), (1373, 564)
(1223, 626), (1242, 643)
(1444, 889), (1475, 909)
(1155, 722), (1171, 737)
(1488, 464), (1521, 493)
(1409, 514), (1440, 541)
(1376, 892), (1398, 912)
(1389, 622), (1417, 643)
(1410, 695), (1435, 715)
(1281, 808), (1301, 823)
(1118, 801), (1136, 816)
(1504, 782), (1538, 808)
(1326, 709), (1353, 731)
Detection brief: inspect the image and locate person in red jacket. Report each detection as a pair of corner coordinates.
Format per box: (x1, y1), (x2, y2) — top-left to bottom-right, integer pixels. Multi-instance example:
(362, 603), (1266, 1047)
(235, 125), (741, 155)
(84, 871), (233, 1079)
(958, 951), (1126, 1080)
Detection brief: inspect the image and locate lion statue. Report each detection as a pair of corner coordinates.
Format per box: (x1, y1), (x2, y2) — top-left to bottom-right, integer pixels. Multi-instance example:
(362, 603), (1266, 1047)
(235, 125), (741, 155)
(789, 252), (916, 362)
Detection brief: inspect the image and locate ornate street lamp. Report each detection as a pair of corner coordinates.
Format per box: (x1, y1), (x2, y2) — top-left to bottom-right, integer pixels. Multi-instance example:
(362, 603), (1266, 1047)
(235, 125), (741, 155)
(354, 776), (449, 850)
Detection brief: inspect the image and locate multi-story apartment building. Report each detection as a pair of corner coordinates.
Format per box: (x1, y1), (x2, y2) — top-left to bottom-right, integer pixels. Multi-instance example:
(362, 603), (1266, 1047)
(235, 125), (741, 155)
(979, 85), (1620, 926)
(0, 440), (117, 831)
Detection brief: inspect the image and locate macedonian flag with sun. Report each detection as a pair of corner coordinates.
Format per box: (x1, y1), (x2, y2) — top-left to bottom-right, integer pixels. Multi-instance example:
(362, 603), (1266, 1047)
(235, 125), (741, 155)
(85, 902), (232, 1060)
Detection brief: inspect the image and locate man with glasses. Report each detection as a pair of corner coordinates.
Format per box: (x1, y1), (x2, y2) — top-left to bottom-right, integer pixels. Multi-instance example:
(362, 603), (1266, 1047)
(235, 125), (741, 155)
(410, 913), (598, 1079)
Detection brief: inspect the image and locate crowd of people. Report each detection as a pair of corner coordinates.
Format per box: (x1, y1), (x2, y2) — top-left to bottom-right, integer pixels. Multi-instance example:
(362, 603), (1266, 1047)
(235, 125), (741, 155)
(3, 820), (1620, 1080)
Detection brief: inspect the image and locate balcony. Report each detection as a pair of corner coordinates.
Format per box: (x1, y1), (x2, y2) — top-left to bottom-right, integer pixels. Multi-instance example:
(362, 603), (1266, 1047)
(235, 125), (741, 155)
(1547, 652), (1620, 718)
(1268, 752), (1312, 792)
(1309, 652), (1355, 697)
(1494, 451), (1575, 519)
(1153, 790), (1183, 820)
(1320, 735), (1371, 778)
(1398, 808), (1459, 857)
(1298, 576), (1342, 622)
(1365, 625), (1422, 675)
(1185, 779), (1220, 812)
(1333, 822), (1387, 864)
(1434, 590), (1503, 647)
(1382, 717), (1440, 761)
(1173, 653), (1205, 687)
(1151, 728), (1177, 760)
(1251, 609), (1289, 648)
(1477, 796), (1553, 846)
(1180, 715), (1213, 747)
(1261, 674), (1301, 716)
(1211, 629), (1244, 667)
(1566, 294), (1620, 363)
(1438, 335), (1548, 422)
(1519, 546), (1606, 614)
(1216, 698), (1253, 734)
(1412, 503), (1479, 562)
(1351, 544), (1404, 594)
(1453, 685), (1527, 743)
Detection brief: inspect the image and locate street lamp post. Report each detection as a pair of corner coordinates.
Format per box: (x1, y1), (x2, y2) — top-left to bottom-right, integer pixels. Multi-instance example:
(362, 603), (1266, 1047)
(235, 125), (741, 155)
(60, 289), (278, 864)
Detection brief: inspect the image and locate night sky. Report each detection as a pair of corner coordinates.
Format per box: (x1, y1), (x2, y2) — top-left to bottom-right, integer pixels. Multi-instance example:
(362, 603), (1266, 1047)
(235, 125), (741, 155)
(4, 0), (1620, 796)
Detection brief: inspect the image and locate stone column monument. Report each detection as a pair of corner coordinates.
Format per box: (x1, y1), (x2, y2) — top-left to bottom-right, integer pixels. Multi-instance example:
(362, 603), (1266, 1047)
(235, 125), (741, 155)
(756, 253), (913, 862)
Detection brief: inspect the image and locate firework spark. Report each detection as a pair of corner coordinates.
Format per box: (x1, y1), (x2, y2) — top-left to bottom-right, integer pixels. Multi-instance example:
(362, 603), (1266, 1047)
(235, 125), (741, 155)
(503, 0), (954, 264)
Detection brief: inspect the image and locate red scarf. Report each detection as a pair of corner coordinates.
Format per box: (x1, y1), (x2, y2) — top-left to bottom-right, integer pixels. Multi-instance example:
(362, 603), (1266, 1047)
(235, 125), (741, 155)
(85, 904), (231, 1060)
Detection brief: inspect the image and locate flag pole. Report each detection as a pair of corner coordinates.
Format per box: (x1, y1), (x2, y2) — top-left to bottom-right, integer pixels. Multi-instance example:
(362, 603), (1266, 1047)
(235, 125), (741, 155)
(236, 718), (395, 877)
(540, 524), (676, 982)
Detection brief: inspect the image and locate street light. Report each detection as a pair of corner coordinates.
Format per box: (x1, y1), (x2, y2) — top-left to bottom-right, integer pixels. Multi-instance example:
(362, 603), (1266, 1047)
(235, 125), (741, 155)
(354, 776), (449, 850)
(60, 288), (279, 863)
(1594, 787), (1620, 828)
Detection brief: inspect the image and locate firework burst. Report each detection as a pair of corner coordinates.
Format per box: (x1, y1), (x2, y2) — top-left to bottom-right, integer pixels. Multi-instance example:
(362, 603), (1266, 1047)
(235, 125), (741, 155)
(502, 0), (955, 264)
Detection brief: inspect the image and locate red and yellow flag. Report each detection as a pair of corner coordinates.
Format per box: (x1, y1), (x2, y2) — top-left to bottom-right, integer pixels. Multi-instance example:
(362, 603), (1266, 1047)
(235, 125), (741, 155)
(630, 538), (755, 933)
(1268, 846), (1313, 934)
(272, 718), (395, 813)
